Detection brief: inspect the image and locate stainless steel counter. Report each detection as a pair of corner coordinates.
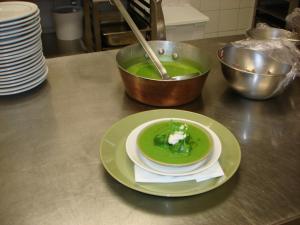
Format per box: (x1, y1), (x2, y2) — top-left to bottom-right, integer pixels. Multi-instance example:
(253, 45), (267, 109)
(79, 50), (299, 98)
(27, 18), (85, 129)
(0, 36), (299, 225)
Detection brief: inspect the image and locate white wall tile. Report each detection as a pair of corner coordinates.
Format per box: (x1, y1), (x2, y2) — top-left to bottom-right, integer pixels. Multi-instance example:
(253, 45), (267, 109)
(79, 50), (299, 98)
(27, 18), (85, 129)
(219, 9), (239, 31)
(203, 10), (219, 33)
(238, 7), (254, 29)
(189, 0), (202, 10)
(218, 30), (240, 37)
(162, 0), (181, 6)
(160, 0), (253, 39)
(220, 0), (240, 9)
(162, 0), (195, 6)
(239, 0), (255, 8)
(204, 32), (219, 38)
(202, 0), (220, 11)
(237, 29), (248, 35)
(178, 0), (191, 5)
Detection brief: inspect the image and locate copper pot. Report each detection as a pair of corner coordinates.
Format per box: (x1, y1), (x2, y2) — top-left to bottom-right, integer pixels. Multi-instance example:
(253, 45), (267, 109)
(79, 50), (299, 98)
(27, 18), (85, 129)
(116, 41), (210, 106)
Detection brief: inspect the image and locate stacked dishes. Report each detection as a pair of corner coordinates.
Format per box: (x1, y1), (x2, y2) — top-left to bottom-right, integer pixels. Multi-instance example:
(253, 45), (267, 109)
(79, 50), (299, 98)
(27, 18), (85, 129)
(126, 118), (224, 182)
(0, 1), (48, 96)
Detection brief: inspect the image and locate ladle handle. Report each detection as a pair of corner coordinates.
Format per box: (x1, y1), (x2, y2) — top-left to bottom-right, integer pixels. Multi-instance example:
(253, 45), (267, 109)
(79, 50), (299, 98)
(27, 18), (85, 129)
(110, 0), (169, 80)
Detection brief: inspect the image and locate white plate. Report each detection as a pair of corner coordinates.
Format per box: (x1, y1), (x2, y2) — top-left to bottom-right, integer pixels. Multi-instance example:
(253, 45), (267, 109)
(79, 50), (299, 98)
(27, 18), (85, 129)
(0, 18), (40, 37)
(0, 43), (42, 64)
(0, 52), (43, 74)
(0, 63), (46, 88)
(0, 48), (42, 69)
(0, 32), (40, 51)
(0, 23), (40, 40)
(0, 24), (41, 42)
(0, 10), (39, 29)
(0, 66), (48, 95)
(0, 26), (41, 46)
(0, 56), (45, 80)
(126, 118), (222, 176)
(0, 37), (40, 58)
(0, 38), (41, 59)
(0, 2), (38, 24)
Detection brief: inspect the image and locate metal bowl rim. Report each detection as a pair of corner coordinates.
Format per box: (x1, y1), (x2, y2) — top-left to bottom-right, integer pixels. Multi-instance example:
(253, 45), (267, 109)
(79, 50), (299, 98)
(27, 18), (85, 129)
(217, 46), (292, 77)
(116, 40), (211, 82)
(246, 28), (300, 43)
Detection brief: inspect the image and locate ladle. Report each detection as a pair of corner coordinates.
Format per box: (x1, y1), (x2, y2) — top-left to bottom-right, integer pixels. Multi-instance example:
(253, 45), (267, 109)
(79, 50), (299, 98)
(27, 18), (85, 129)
(110, 0), (197, 81)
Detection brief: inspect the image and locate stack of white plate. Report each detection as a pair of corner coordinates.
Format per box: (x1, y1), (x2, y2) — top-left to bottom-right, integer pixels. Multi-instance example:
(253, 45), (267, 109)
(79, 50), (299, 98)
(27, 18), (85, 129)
(126, 118), (223, 181)
(0, 1), (48, 96)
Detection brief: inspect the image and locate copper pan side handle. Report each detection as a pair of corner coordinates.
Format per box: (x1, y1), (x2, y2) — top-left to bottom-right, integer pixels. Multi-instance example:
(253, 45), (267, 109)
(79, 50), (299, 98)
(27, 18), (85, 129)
(150, 0), (166, 40)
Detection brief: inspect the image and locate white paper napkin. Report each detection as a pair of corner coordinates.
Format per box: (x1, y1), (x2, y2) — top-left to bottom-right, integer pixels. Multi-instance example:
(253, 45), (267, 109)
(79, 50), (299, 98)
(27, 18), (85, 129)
(134, 161), (224, 183)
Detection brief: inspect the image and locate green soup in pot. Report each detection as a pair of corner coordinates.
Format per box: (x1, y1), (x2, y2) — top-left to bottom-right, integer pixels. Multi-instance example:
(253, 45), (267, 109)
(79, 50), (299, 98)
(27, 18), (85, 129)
(126, 57), (203, 80)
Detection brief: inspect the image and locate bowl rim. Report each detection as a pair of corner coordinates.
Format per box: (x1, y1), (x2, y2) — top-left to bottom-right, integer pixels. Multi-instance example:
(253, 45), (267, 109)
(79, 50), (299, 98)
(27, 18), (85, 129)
(246, 28), (300, 43)
(116, 40), (211, 82)
(217, 45), (292, 77)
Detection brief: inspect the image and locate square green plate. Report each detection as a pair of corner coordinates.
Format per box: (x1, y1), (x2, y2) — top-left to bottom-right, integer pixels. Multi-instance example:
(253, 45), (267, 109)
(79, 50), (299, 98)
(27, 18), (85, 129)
(99, 109), (241, 197)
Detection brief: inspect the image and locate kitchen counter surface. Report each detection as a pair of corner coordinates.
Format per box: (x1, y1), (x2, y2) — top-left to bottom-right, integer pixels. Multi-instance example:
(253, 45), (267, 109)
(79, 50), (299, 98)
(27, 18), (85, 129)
(0, 36), (299, 225)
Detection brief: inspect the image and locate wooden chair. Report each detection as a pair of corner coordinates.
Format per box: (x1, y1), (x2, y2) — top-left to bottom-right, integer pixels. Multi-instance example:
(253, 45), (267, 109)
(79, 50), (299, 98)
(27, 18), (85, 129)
(83, 0), (165, 51)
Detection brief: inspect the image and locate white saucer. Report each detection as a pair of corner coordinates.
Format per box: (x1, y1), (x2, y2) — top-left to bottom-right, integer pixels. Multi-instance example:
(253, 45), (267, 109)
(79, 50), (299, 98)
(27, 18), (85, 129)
(0, 56), (45, 80)
(0, 31), (40, 50)
(0, 38), (41, 59)
(0, 53), (43, 75)
(1, 10), (39, 31)
(0, 63), (46, 88)
(0, 43), (42, 64)
(0, 10), (39, 29)
(0, 17), (40, 37)
(125, 118), (222, 176)
(0, 23), (40, 40)
(0, 66), (48, 95)
(0, 2), (38, 24)
(0, 51), (43, 72)
(0, 26), (41, 46)
(0, 20), (40, 39)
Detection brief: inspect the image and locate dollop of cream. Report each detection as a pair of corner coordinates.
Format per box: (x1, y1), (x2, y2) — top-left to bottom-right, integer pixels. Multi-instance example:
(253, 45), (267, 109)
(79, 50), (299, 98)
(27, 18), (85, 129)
(168, 131), (187, 145)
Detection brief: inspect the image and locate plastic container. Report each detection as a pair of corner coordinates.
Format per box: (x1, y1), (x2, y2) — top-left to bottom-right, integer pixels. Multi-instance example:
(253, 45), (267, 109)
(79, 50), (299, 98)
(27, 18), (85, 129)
(53, 6), (83, 41)
(162, 4), (209, 42)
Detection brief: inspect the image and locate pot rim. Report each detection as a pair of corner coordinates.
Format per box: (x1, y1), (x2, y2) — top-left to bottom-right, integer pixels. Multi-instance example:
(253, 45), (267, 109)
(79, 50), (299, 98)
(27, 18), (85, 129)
(116, 40), (211, 82)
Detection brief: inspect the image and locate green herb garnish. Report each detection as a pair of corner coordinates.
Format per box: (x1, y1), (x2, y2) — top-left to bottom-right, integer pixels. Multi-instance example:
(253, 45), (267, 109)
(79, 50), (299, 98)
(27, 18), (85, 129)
(153, 121), (194, 155)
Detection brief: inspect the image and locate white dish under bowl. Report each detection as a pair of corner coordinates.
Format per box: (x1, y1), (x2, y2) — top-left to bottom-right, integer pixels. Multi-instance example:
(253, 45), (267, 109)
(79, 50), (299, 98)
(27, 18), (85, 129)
(125, 118), (222, 176)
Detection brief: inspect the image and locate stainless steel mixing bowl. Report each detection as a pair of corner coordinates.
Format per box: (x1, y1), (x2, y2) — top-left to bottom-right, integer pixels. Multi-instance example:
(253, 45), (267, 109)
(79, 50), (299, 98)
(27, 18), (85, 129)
(116, 41), (210, 106)
(217, 44), (293, 100)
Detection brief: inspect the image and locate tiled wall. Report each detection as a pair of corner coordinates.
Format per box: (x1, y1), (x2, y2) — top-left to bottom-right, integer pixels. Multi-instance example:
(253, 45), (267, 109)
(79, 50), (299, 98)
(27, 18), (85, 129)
(162, 0), (256, 38)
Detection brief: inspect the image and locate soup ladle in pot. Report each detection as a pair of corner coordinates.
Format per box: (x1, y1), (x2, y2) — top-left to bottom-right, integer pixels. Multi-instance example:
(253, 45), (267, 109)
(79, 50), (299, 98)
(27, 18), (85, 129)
(110, 0), (197, 81)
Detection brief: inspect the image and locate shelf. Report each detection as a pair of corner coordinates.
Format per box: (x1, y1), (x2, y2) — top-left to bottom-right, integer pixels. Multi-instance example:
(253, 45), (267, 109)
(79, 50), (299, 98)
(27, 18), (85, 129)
(100, 20), (149, 47)
(254, 0), (299, 28)
(256, 5), (288, 22)
(255, 13), (286, 28)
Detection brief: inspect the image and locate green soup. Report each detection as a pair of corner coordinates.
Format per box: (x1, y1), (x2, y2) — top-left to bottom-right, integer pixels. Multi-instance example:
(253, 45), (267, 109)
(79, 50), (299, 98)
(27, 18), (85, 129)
(126, 58), (202, 79)
(137, 120), (212, 166)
